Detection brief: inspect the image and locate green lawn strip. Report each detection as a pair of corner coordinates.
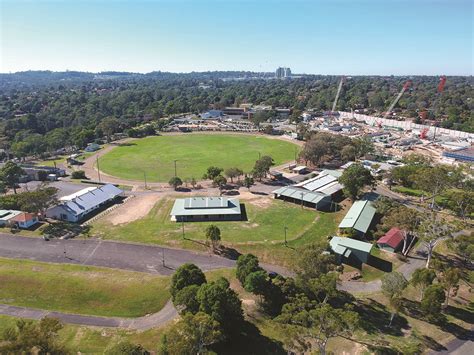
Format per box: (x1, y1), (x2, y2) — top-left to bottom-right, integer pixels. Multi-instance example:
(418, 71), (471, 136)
(0, 224), (47, 237)
(98, 134), (299, 182)
(0, 258), (170, 318)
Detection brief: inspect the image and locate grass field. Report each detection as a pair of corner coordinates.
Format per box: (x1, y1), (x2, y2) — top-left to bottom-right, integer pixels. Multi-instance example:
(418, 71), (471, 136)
(0, 258), (170, 317)
(92, 196), (341, 267)
(98, 134), (299, 182)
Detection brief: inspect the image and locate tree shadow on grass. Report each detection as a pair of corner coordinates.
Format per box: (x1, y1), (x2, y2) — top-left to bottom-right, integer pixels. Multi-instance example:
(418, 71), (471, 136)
(439, 321), (473, 341)
(419, 335), (447, 351)
(113, 142), (137, 146)
(366, 255), (393, 272)
(354, 298), (409, 336)
(444, 305), (474, 324)
(401, 298), (425, 320)
(217, 246), (242, 260)
(212, 321), (285, 355)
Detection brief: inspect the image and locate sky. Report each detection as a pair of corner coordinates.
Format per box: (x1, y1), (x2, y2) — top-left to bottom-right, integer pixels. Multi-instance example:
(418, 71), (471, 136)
(0, 0), (473, 75)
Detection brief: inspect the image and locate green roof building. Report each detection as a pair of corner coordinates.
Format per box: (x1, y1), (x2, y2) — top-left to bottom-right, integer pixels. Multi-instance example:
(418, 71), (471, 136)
(338, 200), (376, 235)
(329, 236), (373, 265)
(170, 197), (242, 222)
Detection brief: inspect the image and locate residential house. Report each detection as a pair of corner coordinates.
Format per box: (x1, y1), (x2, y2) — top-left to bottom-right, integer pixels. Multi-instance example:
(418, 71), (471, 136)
(9, 212), (39, 229)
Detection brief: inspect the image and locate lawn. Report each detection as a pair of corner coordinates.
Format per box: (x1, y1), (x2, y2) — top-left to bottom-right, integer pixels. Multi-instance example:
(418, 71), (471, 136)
(92, 197), (340, 266)
(0, 258), (170, 317)
(98, 134), (299, 182)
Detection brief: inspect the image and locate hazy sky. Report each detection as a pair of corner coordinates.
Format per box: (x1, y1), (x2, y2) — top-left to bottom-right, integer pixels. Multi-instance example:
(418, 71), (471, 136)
(1, 0), (472, 75)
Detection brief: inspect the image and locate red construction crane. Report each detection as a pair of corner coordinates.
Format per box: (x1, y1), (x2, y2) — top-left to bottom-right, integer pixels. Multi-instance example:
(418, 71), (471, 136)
(383, 80), (412, 119)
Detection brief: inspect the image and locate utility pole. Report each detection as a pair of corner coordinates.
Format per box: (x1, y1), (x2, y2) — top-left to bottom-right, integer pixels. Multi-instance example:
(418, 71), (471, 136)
(162, 247), (165, 267)
(173, 160), (178, 177)
(300, 192), (304, 209)
(96, 156), (101, 182)
(284, 226), (288, 246)
(182, 220), (185, 240)
(144, 171), (147, 189)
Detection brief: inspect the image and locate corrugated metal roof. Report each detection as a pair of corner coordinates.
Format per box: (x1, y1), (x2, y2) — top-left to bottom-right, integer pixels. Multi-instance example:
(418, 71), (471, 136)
(330, 236), (373, 254)
(171, 197), (241, 216)
(273, 186), (329, 204)
(377, 227), (404, 248)
(338, 200), (376, 233)
(294, 171), (343, 195)
(57, 184), (123, 216)
(184, 197), (228, 209)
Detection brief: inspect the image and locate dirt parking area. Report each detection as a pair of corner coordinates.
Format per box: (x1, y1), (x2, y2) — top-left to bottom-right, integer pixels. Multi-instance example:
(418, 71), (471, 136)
(105, 193), (162, 225)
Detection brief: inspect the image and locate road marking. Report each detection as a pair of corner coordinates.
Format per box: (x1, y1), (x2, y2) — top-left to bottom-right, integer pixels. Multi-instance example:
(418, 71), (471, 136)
(81, 240), (102, 265)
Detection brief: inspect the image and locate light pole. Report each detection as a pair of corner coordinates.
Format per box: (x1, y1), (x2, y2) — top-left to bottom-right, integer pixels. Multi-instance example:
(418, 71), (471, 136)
(144, 171), (147, 189)
(173, 160), (178, 177)
(284, 226), (288, 246)
(300, 192), (305, 209)
(162, 247), (165, 267)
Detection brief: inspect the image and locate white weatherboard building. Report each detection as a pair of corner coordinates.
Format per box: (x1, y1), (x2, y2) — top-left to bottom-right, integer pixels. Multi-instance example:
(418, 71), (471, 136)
(46, 184), (123, 222)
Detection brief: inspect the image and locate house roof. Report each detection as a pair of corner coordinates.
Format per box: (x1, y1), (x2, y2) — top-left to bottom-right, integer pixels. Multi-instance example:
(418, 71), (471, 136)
(338, 200), (376, 233)
(54, 184), (123, 217)
(0, 210), (22, 221)
(170, 197), (241, 217)
(330, 236), (374, 255)
(377, 227), (404, 248)
(273, 186), (331, 205)
(10, 212), (37, 223)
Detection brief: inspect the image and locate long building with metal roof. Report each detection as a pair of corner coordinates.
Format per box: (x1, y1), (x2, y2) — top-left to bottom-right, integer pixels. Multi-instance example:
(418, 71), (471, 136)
(46, 184), (123, 222)
(273, 186), (332, 210)
(170, 197), (242, 222)
(338, 200), (376, 235)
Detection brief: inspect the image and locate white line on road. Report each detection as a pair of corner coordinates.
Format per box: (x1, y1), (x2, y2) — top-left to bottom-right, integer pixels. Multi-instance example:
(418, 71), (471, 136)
(81, 240), (102, 265)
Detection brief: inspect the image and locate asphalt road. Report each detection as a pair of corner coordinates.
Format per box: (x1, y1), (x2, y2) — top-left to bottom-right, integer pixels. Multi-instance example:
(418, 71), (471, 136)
(0, 233), (236, 275)
(0, 301), (178, 331)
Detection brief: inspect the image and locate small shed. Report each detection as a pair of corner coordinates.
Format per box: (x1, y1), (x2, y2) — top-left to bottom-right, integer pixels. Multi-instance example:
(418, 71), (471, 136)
(377, 227), (404, 252)
(330, 236), (373, 265)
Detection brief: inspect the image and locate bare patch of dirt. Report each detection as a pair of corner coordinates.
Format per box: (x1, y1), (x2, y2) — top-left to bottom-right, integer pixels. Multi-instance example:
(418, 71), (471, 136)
(106, 194), (162, 225)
